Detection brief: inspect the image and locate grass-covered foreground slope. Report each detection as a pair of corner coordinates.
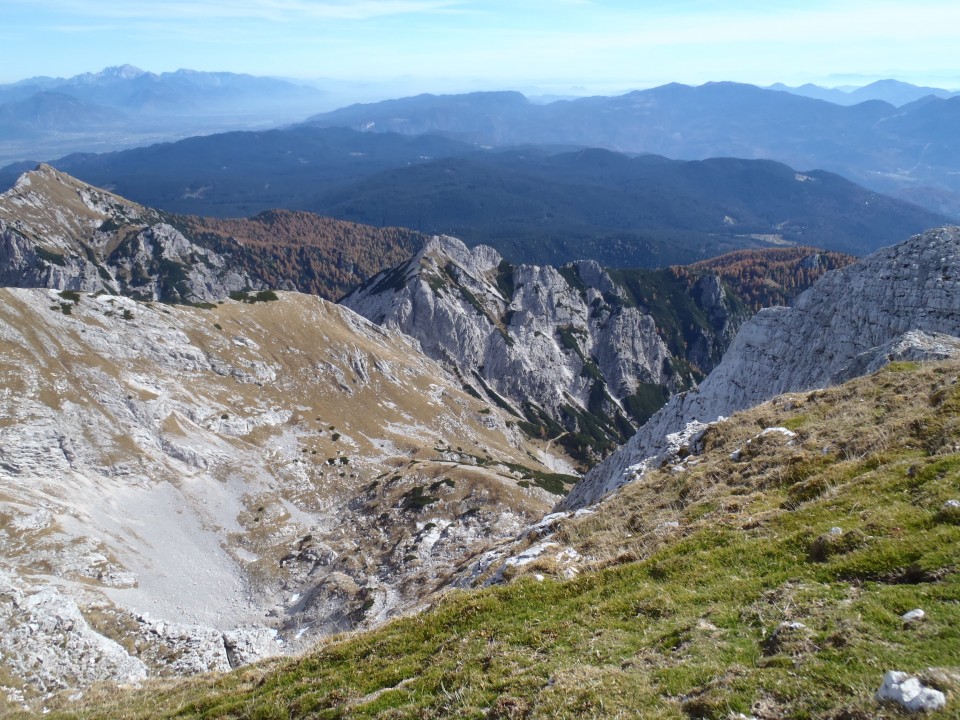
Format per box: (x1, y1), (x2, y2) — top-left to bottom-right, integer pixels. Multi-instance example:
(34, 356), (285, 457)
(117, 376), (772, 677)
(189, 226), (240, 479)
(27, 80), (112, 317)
(24, 360), (960, 719)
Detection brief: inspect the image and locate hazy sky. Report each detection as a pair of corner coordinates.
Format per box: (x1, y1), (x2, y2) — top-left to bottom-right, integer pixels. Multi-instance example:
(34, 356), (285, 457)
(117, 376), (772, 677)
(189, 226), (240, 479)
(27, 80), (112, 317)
(3, 0), (959, 92)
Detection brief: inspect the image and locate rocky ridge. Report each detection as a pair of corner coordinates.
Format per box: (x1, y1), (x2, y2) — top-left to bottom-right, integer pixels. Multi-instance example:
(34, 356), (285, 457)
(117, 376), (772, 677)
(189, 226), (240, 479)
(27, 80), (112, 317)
(342, 236), (747, 465)
(0, 164), (259, 303)
(0, 287), (574, 703)
(564, 226), (960, 509)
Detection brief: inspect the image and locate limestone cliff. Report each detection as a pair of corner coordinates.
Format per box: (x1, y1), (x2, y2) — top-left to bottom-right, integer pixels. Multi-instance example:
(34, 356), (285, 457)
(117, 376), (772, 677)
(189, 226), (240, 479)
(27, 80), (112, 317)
(342, 236), (745, 465)
(564, 226), (960, 509)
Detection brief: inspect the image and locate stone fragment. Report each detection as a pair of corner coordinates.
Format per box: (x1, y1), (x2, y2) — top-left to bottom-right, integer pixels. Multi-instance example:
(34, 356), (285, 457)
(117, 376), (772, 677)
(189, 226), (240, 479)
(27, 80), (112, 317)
(876, 670), (947, 712)
(223, 627), (283, 668)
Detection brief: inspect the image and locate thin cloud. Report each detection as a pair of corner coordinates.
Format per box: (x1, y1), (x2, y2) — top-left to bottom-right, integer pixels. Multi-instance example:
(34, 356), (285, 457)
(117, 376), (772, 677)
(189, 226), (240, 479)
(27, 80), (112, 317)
(464, 1), (960, 53)
(12, 0), (463, 22)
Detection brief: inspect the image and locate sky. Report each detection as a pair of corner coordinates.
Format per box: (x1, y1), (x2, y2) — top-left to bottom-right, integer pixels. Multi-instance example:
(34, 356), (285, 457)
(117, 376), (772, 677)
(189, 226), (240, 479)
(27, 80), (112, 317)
(3, 0), (960, 94)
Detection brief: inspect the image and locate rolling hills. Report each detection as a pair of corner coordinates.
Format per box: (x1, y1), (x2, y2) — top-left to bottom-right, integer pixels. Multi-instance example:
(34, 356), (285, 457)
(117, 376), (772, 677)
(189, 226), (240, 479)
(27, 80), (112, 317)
(312, 148), (942, 266)
(2, 133), (946, 269)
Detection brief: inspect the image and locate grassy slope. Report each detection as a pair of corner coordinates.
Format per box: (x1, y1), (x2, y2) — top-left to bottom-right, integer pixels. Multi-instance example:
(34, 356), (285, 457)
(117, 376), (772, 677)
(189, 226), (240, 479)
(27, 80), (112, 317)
(19, 361), (960, 719)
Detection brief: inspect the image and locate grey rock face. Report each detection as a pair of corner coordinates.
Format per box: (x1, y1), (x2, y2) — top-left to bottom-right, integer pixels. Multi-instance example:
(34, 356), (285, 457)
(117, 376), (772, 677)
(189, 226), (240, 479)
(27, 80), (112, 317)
(343, 236), (740, 463)
(0, 572), (148, 696)
(566, 226), (960, 509)
(0, 164), (257, 302)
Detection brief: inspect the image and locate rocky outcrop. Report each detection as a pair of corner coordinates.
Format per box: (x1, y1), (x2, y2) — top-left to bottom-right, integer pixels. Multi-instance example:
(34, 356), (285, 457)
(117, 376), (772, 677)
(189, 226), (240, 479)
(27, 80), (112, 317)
(564, 226), (960, 509)
(0, 573), (148, 696)
(0, 164), (256, 302)
(343, 236), (744, 464)
(876, 671), (948, 712)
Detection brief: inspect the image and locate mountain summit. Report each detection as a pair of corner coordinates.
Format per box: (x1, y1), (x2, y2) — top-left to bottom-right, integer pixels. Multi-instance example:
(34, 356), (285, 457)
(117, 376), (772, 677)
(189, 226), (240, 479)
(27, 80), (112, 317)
(0, 163), (256, 303)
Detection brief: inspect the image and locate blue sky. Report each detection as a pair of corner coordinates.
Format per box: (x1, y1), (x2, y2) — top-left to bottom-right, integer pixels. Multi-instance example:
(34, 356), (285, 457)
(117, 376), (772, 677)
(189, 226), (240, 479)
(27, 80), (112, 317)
(3, 0), (959, 92)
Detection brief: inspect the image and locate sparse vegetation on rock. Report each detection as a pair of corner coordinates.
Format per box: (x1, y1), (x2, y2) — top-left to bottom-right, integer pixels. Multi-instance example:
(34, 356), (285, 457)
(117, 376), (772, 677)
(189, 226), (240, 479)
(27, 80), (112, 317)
(18, 358), (959, 719)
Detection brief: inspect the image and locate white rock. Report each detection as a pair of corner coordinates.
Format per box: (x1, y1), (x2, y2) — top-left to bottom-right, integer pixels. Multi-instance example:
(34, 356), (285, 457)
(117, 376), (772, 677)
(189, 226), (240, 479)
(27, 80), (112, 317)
(944, 499), (960, 509)
(759, 426), (796, 439)
(876, 670), (947, 712)
(222, 627), (282, 668)
(779, 621), (808, 632)
(901, 609), (925, 623)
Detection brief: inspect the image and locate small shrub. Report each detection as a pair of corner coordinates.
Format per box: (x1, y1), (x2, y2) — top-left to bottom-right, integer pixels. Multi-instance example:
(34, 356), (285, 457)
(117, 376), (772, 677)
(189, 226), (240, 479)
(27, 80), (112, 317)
(784, 474), (831, 508)
(934, 503), (960, 525)
(36, 247), (66, 266)
(808, 528), (866, 562)
(401, 486), (439, 511)
(229, 289), (280, 304)
(429, 478), (455, 492)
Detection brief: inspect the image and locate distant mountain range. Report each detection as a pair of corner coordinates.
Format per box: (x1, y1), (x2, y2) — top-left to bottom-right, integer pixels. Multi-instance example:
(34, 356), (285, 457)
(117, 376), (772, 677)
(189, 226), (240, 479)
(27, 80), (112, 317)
(4, 70), (959, 218)
(769, 78), (959, 106)
(0, 65), (327, 164)
(1, 129), (945, 269)
(305, 82), (960, 219)
(0, 65), (322, 116)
